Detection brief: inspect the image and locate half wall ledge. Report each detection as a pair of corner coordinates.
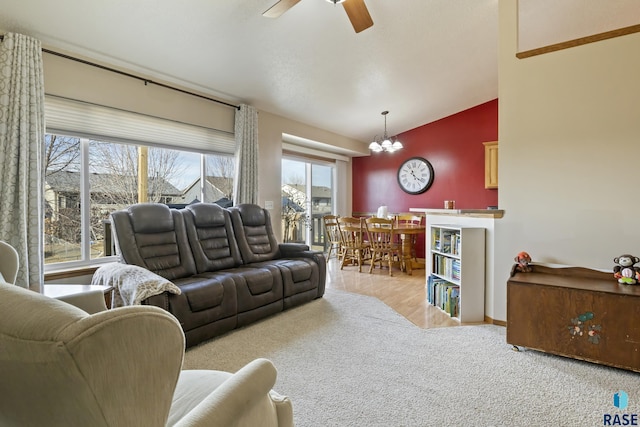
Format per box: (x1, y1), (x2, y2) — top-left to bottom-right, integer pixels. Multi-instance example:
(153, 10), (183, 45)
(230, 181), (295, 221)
(409, 208), (504, 219)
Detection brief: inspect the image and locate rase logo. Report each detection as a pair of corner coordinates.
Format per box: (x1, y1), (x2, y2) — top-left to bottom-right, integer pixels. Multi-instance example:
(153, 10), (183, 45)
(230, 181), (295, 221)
(616, 391), (630, 410)
(604, 391), (638, 426)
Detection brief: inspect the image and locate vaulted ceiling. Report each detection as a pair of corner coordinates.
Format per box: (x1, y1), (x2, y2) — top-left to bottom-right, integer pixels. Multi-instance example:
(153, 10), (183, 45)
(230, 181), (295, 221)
(0, 0), (637, 143)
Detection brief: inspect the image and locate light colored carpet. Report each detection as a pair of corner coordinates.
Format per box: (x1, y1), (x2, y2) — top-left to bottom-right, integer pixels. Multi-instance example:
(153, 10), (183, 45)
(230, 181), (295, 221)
(184, 289), (640, 426)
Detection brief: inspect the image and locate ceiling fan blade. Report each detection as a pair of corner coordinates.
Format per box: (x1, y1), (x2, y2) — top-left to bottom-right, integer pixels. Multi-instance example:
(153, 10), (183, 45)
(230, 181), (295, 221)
(343, 0), (373, 33)
(263, 0), (301, 18)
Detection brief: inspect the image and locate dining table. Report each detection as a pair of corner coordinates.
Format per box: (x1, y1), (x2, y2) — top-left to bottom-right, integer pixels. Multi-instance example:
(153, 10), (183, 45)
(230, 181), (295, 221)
(392, 223), (426, 275)
(346, 216), (426, 275)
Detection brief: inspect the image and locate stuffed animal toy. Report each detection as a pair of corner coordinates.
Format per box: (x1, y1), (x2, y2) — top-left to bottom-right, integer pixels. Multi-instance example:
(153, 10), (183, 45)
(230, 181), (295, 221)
(613, 254), (640, 285)
(510, 251), (532, 276)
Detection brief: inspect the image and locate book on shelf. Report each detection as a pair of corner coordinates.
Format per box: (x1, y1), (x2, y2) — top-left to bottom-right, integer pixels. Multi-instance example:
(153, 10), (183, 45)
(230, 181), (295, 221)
(453, 234), (461, 255)
(432, 255), (461, 281)
(427, 274), (460, 317)
(438, 230), (461, 255)
(452, 259), (461, 281)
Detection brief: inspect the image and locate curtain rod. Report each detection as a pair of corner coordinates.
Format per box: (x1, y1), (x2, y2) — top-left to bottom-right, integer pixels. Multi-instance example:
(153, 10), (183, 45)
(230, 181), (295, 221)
(1, 34), (240, 110)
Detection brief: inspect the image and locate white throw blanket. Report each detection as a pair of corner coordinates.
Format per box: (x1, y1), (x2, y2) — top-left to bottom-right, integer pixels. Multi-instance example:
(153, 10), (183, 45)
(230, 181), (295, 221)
(92, 263), (181, 307)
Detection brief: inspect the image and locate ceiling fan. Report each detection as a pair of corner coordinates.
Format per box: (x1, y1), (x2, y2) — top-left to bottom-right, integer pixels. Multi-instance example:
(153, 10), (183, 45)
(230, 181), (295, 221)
(263, 0), (373, 33)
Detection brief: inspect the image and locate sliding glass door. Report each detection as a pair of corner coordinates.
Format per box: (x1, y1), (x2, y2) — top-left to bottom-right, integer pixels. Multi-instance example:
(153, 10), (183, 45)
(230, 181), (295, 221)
(281, 158), (334, 251)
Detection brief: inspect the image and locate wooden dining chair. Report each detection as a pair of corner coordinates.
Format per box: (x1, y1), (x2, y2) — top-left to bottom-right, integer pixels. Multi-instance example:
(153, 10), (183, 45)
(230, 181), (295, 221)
(365, 217), (401, 276)
(322, 214), (342, 262)
(337, 216), (368, 272)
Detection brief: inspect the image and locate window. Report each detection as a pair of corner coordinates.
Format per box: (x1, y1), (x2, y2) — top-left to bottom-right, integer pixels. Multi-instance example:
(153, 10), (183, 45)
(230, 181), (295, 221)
(43, 96), (235, 270)
(281, 158), (334, 251)
(44, 133), (235, 269)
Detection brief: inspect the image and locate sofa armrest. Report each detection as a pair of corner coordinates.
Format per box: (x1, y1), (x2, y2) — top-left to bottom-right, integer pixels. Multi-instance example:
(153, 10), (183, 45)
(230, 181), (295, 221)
(279, 244), (325, 264)
(172, 358), (293, 427)
(92, 262), (181, 307)
(278, 243), (326, 260)
(277, 243), (310, 255)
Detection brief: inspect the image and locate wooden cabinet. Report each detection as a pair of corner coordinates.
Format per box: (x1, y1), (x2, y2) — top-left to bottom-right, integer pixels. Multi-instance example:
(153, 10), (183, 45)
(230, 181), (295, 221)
(507, 265), (640, 372)
(427, 225), (485, 322)
(483, 141), (498, 189)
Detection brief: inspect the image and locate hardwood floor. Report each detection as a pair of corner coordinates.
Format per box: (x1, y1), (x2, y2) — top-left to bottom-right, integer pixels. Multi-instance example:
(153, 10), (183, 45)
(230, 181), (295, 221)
(324, 256), (469, 329)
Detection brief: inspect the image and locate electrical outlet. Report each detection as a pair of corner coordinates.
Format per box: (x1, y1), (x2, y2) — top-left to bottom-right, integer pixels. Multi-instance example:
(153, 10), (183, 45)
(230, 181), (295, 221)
(264, 200), (274, 209)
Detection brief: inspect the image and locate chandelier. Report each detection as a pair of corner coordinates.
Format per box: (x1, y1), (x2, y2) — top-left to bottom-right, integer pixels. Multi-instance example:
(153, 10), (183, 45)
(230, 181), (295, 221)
(368, 111), (403, 153)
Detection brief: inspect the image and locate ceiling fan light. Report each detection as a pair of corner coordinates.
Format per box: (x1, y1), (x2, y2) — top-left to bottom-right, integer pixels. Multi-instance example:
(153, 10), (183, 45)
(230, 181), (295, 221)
(326, 0), (346, 4)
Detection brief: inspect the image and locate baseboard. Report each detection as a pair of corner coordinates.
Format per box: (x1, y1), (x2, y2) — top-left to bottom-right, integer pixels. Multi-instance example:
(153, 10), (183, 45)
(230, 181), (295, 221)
(484, 315), (506, 327)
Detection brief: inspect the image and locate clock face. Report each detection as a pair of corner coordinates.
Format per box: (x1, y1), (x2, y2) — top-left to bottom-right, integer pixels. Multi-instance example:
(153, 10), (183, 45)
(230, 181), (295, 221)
(397, 157), (434, 195)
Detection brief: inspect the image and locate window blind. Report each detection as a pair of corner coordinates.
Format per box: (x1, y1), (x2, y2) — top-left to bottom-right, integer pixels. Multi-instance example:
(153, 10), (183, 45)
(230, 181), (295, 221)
(45, 95), (236, 154)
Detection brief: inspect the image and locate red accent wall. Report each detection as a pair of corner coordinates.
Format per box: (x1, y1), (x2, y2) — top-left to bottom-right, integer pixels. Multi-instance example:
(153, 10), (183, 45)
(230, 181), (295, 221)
(352, 99), (498, 214)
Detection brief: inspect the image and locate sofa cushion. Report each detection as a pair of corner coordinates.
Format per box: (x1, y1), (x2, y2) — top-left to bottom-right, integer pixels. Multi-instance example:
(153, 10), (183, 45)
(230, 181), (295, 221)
(183, 203), (242, 272)
(249, 259), (319, 299)
(111, 204), (197, 281)
(170, 275), (238, 332)
(229, 204), (280, 263)
(199, 266), (283, 314)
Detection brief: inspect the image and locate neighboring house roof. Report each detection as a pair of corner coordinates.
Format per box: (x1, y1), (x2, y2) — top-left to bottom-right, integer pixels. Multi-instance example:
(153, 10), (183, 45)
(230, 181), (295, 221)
(285, 184), (332, 199)
(175, 176), (232, 204)
(45, 170), (182, 196)
(206, 176), (233, 193)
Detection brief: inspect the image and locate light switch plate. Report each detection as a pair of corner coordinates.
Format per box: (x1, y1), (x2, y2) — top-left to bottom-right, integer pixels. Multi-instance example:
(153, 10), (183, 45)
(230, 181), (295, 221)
(264, 200), (274, 209)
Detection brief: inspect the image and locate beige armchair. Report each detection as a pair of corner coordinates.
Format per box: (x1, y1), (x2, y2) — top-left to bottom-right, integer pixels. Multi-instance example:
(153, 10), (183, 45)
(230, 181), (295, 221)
(0, 240), (19, 284)
(0, 283), (293, 427)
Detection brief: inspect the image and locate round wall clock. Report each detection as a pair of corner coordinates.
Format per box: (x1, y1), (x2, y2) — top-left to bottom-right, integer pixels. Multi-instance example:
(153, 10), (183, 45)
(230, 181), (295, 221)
(397, 157), (434, 195)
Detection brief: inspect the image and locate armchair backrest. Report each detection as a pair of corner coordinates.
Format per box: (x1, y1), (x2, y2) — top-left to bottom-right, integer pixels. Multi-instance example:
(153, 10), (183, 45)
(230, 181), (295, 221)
(229, 204), (280, 263)
(0, 283), (185, 427)
(110, 203), (197, 280)
(182, 203), (243, 272)
(0, 240), (19, 284)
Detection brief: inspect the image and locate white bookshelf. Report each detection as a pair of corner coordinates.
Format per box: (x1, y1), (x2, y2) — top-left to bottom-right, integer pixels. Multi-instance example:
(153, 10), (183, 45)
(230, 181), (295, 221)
(427, 225), (485, 322)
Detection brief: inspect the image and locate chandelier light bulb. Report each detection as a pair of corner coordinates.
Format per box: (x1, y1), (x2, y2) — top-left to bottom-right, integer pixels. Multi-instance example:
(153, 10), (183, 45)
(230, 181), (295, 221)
(368, 141), (382, 152)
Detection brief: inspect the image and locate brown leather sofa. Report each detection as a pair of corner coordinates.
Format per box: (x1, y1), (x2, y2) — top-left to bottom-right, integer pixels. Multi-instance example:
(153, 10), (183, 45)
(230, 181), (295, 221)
(110, 202), (325, 347)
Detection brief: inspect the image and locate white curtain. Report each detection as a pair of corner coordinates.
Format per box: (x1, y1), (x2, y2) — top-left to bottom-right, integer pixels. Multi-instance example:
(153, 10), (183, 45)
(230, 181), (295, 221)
(233, 104), (259, 206)
(0, 33), (45, 291)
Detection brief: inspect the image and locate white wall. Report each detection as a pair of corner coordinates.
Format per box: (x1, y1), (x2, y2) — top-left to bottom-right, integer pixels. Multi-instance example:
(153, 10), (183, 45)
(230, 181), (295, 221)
(493, 0), (640, 321)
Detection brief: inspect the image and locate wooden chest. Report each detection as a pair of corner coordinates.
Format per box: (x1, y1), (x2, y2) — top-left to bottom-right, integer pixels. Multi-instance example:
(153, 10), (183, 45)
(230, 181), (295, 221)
(507, 265), (640, 372)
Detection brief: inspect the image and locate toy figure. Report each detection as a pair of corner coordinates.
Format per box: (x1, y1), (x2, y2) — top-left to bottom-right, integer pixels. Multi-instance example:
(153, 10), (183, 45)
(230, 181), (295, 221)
(510, 251), (532, 276)
(613, 254), (640, 285)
